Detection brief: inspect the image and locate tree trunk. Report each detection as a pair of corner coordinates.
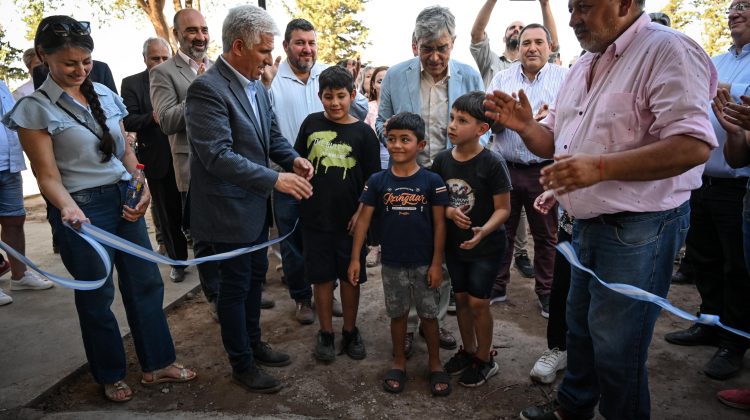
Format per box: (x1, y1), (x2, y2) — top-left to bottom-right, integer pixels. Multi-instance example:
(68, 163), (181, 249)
(136, 0), (176, 52)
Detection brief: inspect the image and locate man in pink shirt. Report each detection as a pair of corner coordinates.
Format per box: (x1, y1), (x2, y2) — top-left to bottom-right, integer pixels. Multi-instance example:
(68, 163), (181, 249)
(485, 1), (718, 419)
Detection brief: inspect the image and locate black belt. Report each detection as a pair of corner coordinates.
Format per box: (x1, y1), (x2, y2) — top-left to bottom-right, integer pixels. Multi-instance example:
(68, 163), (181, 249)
(701, 176), (748, 187)
(505, 160), (553, 169)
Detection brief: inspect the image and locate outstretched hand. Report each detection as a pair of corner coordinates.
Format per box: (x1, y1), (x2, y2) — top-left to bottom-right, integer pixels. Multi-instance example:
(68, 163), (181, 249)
(484, 89), (535, 134)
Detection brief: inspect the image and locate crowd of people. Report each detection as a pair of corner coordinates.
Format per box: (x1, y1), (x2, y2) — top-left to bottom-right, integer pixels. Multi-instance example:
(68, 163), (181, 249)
(0, 0), (749, 417)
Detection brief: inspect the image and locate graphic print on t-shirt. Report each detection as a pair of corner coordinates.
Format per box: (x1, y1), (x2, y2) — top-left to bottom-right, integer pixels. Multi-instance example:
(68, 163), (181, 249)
(445, 178), (475, 214)
(306, 130), (356, 179)
(381, 186), (434, 216)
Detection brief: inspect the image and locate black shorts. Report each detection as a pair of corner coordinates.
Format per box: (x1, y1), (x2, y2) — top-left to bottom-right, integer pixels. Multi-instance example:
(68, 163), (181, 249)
(302, 228), (367, 285)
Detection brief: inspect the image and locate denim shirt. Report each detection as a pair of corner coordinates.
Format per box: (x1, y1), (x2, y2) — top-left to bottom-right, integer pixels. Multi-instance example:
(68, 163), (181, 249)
(0, 81), (27, 173)
(2, 76), (129, 193)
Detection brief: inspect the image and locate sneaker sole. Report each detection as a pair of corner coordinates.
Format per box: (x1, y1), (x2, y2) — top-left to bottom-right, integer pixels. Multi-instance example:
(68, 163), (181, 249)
(529, 368), (556, 384)
(0, 298), (12, 305)
(459, 362), (499, 387)
(254, 358), (292, 367)
(346, 350), (367, 360)
(489, 295), (507, 305)
(446, 366), (469, 376)
(11, 284), (54, 291)
(718, 395), (750, 410)
(314, 350), (335, 363)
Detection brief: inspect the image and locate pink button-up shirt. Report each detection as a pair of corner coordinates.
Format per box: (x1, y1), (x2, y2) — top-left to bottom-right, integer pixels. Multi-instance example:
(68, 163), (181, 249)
(542, 14), (718, 219)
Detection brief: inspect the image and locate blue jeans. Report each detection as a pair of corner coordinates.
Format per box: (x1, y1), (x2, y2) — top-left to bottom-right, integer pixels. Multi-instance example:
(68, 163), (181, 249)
(50, 182), (175, 384)
(272, 190), (311, 301)
(557, 202), (689, 420)
(210, 222), (270, 373)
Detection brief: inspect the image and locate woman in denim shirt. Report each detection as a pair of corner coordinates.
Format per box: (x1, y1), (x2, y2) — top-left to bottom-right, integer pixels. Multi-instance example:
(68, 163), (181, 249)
(2, 15), (196, 402)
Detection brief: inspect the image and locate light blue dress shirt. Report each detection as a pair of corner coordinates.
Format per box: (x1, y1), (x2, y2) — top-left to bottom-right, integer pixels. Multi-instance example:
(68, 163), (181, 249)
(0, 81), (27, 173)
(705, 44), (750, 178)
(487, 62), (568, 164)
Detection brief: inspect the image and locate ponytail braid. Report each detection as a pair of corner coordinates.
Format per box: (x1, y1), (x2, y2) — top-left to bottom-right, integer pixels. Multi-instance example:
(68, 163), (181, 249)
(80, 78), (115, 162)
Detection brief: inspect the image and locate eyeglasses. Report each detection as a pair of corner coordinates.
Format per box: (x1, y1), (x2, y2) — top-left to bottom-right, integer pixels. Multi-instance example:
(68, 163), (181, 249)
(418, 44), (451, 55)
(727, 2), (750, 14)
(41, 21), (91, 37)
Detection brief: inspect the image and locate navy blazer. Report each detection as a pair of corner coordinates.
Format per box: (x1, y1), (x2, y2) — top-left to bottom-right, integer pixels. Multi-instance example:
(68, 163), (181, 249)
(121, 70), (172, 180)
(185, 57), (298, 243)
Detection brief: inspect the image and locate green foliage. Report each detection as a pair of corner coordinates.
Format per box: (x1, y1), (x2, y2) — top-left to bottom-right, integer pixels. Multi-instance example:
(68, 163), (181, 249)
(0, 26), (28, 83)
(283, 0), (370, 65)
(662, 0), (732, 57)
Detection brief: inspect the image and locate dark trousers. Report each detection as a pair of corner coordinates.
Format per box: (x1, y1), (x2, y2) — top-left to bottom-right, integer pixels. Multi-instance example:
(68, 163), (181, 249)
(210, 222), (269, 373)
(494, 163), (557, 296)
(148, 164), (187, 264)
(687, 177), (750, 349)
(548, 228), (571, 350)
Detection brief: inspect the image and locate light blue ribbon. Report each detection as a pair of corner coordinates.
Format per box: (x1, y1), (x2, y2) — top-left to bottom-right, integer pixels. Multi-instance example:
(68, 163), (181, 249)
(0, 222), (110, 291)
(556, 241), (750, 340)
(0, 221), (297, 291)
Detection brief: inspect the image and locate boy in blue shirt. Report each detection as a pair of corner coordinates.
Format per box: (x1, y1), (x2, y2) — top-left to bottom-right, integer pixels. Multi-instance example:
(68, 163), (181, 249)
(432, 92), (512, 387)
(294, 66), (381, 363)
(348, 112), (452, 396)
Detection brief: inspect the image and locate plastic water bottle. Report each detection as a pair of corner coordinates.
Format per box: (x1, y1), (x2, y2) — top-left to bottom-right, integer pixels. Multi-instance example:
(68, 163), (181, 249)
(125, 164), (146, 208)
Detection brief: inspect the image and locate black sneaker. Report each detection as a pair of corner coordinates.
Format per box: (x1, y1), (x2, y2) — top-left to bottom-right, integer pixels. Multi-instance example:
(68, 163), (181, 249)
(252, 341), (291, 367)
(458, 352), (499, 387)
(314, 330), (335, 362)
(515, 253), (535, 278)
(519, 399), (594, 420)
(444, 346), (474, 376)
(489, 289), (507, 305)
(340, 327), (367, 360)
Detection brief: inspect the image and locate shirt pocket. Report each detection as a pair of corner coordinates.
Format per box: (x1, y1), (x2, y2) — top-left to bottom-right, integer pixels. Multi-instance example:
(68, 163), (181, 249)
(582, 92), (637, 153)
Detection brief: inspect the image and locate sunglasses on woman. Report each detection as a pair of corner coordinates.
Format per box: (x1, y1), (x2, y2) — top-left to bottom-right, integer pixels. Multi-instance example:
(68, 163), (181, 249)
(41, 21), (91, 37)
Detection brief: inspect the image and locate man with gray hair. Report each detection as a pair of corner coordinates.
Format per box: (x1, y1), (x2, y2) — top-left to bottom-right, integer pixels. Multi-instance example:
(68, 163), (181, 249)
(122, 38), (189, 300)
(185, 5), (314, 393)
(12, 48), (41, 100)
(377, 5), (484, 356)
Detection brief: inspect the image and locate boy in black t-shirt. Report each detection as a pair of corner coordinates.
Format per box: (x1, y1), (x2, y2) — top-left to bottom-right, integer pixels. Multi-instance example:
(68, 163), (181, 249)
(349, 112), (452, 396)
(432, 92), (512, 388)
(293, 66), (381, 363)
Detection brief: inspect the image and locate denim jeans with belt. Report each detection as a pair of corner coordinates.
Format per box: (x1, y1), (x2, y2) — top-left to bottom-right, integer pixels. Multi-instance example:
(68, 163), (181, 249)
(557, 201), (689, 420)
(49, 182), (175, 384)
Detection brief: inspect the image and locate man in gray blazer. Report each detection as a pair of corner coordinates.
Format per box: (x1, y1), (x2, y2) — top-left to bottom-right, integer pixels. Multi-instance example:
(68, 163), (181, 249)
(376, 5), (485, 355)
(150, 8), (222, 310)
(185, 5), (313, 394)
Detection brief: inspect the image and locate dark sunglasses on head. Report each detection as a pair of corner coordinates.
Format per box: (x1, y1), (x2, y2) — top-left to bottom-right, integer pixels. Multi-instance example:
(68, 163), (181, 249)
(42, 21), (91, 37)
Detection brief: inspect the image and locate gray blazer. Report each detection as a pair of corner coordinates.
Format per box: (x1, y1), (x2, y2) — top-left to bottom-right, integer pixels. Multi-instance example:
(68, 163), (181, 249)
(149, 54), (212, 192)
(185, 57), (298, 243)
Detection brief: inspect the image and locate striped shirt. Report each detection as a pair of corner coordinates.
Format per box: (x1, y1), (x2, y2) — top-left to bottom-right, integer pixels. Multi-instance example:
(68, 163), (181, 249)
(487, 62), (568, 164)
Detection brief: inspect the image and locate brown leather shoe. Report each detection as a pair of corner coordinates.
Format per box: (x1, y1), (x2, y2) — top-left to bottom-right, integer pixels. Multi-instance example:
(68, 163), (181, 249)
(438, 327), (457, 350)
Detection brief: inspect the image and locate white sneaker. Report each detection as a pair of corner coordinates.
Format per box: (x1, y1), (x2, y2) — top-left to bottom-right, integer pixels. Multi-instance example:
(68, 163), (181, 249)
(0, 288), (12, 305)
(10, 271), (54, 291)
(530, 348), (567, 384)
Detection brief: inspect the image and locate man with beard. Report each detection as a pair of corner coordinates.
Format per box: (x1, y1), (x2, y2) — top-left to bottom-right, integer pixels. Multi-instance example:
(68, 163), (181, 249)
(265, 19), (368, 325)
(484, 1), (717, 418)
(122, 38), (188, 305)
(150, 8), (223, 315)
(470, 0), (559, 87)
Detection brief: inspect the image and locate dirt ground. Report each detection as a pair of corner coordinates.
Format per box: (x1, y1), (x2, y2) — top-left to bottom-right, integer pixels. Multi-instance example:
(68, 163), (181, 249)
(30, 244), (748, 419)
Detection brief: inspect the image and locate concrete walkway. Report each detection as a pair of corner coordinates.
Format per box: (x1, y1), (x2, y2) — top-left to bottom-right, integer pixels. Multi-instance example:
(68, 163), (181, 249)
(0, 196), (199, 411)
